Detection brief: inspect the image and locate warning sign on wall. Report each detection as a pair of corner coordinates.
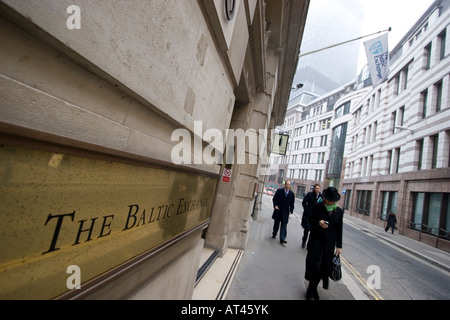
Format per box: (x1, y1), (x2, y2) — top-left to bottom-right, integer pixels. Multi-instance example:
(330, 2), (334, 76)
(222, 168), (232, 183)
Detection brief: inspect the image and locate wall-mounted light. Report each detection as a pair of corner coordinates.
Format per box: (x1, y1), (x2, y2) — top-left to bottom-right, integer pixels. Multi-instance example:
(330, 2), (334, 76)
(291, 83), (304, 91)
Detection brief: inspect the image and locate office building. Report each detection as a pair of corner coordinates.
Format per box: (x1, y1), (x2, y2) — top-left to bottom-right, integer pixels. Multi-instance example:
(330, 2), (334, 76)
(342, 0), (450, 252)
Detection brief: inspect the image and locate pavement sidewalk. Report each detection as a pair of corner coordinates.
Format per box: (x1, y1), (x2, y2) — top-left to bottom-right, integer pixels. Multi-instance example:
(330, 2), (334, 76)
(224, 194), (353, 300)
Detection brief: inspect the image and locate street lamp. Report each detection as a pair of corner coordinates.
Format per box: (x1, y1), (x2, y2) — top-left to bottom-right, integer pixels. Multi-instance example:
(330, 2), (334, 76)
(395, 126), (414, 134)
(291, 83), (304, 91)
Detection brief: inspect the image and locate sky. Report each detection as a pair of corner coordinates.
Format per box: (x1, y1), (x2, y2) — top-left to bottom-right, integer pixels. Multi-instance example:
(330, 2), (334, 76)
(357, 0), (435, 69)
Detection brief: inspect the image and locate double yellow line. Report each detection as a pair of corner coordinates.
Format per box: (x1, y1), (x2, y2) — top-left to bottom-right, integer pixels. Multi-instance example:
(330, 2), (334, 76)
(340, 255), (384, 300)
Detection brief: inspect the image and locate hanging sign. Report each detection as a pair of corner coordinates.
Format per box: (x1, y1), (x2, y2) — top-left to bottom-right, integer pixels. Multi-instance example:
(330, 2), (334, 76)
(272, 133), (289, 155)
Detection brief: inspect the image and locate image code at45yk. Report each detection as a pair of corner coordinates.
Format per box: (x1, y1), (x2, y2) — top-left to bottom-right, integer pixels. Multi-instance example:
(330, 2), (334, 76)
(180, 304), (269, 317)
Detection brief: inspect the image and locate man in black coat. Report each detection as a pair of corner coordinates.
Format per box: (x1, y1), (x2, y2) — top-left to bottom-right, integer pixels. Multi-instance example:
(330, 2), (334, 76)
(385, 211), (397, 234)
(305, 187), (343, 300)
(301, 184), (323, 248)
(272, 180), (295, 245)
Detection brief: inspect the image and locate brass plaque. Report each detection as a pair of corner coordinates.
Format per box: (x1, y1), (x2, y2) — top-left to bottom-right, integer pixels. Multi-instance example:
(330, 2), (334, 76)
(0, 145), (217, 299)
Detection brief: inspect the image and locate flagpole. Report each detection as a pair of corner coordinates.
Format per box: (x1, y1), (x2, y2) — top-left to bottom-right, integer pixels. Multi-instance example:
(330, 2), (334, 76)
(298, 27), (392, 58)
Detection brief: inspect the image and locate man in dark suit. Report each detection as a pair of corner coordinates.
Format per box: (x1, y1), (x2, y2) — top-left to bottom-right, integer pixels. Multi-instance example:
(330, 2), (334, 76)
(301, 184), (323, 248)
(272, 180), (295, 245)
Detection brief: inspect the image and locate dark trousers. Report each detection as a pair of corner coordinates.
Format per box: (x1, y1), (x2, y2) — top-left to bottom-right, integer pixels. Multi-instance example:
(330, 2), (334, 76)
(302, 228), (310, 245)
(272, 218), (287, 241)
(306, 249), (329, 299)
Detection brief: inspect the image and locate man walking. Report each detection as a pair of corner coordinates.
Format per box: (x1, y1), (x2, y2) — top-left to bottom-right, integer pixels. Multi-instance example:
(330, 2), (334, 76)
(272, 180), (295, 245)
(301, 184), (323, 248)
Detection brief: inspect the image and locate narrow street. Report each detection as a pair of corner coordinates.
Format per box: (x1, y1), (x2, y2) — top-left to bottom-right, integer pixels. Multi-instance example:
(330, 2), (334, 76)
(226, 194), (450, 300)
(342, 220), (450, 300)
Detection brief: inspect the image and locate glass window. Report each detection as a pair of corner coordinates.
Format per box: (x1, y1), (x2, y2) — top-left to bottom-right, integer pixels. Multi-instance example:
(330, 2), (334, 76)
(428, 193), (442, 235)
(417, 139), (424, 170)
(399, 107), (405, 126)
(357, 190), (372, 216)
(395, 148), (401, 173)
(435, 81), (443, 113)
(439, 29), (446, 60)
(396, 74), (401, 95)
(404, 67), (408, 90)
(381, 192), (389, 220)
(445, 199), (450, 238)
(391, 192), (398, 215)
(335, 102), (350, 119)
(413, 193), (425, 230)
(412, 193), (449, 239)
(344, 190), (351, 210)
(432, 135), (439, 169)
(344, 102), (350, 115)
(448, 130), (450, 168)
(335, 106), (343, 119)
(425, 43), (432, 70)
(392, 111), (397, 133)
(381, 191), (398, 220)
(328, 123), (348, 177)
(421, 89), (428, 118)
(373, 122), (378, 141)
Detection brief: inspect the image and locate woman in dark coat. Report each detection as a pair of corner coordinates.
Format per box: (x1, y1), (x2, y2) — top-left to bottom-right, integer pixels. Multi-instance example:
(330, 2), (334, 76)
(305, 187), (343, 300)
(385, 211), (397, 234)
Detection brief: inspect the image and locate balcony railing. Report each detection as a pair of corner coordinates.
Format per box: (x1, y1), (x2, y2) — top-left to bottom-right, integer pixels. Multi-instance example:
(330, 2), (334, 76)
(409, 221), (449, 247)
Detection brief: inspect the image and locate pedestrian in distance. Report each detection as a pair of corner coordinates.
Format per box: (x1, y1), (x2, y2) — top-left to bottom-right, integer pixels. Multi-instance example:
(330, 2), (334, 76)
(305, 187), (343, 300)
(272, 180), (295, 245)
(385, 211), (397, 234)
(301, 184), (323, 248)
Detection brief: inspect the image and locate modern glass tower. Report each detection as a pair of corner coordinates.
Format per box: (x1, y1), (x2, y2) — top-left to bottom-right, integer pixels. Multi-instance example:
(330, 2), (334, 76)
(290, 0), (364, 98)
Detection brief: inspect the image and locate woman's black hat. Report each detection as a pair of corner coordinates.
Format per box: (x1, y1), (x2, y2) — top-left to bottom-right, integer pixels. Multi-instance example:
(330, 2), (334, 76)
(322, 187), (341, 202)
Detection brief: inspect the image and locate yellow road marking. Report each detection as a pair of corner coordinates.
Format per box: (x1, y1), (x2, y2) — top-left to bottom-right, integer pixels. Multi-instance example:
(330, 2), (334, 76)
(341, 255), (384, 300)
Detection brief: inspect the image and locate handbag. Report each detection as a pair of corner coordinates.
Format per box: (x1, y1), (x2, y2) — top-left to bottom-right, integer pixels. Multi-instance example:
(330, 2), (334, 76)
(330, 254), (342, 281)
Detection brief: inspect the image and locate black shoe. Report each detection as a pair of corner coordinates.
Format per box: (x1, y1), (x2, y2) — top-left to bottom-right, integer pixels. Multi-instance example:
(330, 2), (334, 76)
(313, 289), (320, 300)
(322, 277), (329, 290)
(301, 242), (306, 249)
(272, 235), (276, 239)
(280, 240), (287, 245)
(306, 287), (313, 300)
(306, 282), (319, 300)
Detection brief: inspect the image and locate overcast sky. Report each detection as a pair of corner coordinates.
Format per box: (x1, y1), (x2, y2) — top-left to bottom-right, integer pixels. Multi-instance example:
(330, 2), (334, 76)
(357, 0), (435, 69)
